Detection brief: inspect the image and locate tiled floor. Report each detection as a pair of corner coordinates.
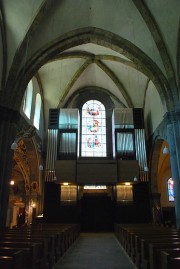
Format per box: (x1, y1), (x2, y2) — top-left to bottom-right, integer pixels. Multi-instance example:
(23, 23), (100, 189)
(53, 233), (136, 269)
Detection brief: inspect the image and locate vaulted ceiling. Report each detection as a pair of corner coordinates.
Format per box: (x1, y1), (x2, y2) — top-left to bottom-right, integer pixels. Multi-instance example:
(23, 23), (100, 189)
(0, 0), (179, 132)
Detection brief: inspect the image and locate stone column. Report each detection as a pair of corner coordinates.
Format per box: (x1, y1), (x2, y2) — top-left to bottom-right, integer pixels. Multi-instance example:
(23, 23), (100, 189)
(151, 192), (162, 224)
(0, 106), (20, 227)
(167, 111), (180, 228)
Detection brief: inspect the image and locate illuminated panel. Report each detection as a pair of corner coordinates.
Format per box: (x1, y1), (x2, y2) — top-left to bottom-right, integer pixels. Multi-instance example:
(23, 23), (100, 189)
(83, 185), (107, 190)
(116, 185), (133, 202)
(81, 100), (106, 157)
(61, 185), (77, 201)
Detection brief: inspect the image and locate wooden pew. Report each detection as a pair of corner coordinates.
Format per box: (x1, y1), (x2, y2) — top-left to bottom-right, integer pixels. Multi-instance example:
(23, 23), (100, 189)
(135, 234), (180, 268)
(0, 241), (41, 269)
(18, 225), (69, 260)
(0, 223), (80, 269)
(114, 223), (180, 269)
(5, 230), (55, 265)
(0, 233), (55, 269)
(26, 223), (79, 259)
(0, 225), (66, 264)
(0, 248), (23, 269)
(0, 256), (14, 269)
(148, 243), (180, 269)
(161, 250), (180, 269)
(140, 238), (180, 268)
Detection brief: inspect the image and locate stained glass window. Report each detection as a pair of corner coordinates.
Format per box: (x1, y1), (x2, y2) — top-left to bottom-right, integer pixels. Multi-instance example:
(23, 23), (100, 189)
(167, 178), (175, 202)
(81, 100), (107, 157)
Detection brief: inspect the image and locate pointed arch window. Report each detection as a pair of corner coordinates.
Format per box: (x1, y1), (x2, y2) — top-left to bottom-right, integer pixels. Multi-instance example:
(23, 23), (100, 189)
(33, 93), (41, 130)
(167, 178), (175, 202)
(81, 100), (107, 157)
(23, 80), (33, 119)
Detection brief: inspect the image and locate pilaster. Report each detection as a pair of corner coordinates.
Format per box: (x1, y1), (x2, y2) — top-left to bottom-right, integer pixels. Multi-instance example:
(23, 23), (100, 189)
(150, 192), (162, 224)
(166, 109), (180, 228)
(0, 106), (20, 227)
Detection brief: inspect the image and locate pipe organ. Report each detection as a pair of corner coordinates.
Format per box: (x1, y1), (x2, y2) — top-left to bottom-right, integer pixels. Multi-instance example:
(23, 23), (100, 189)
(43, 107), (151, 227)
(45, 107), (148, 184)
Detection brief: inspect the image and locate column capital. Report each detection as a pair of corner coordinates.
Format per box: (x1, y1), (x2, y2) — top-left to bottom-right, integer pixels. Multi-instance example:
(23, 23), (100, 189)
(164, 109), (180, 124)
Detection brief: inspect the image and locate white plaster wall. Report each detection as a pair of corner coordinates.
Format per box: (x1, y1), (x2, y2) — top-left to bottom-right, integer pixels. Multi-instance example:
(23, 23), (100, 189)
(2, 0), (44, 73)
(145, 0), (180, 78)
(144, 81), (166, 136)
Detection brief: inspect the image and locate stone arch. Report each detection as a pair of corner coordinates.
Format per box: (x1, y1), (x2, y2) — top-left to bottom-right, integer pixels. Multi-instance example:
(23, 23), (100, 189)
(149, 136), (173, 224)
(74, 86), (115, 110)
(64, 86), (126, 108)
(8, 27), (173, 111)
(150, 137), (165, 193)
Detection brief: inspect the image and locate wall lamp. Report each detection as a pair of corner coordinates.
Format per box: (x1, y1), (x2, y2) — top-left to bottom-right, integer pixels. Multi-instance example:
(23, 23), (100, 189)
(39, 165), (43, 171)
(163, 146), (169, 154)
(11, 142), (18, 150)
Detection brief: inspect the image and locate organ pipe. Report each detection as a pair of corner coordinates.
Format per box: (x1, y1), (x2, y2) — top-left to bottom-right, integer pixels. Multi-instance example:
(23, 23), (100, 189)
(135, 129), (148, 182)
(45, 129), (58, 182)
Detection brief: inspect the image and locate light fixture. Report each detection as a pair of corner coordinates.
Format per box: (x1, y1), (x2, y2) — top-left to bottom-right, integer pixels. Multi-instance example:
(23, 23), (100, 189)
(163, 146), (169, 154)
(144, 166), (149, 172)
(63, 182), (69, 186)
(30, 200), (36, 208)
(11, 142), (18, 150)
(39, 165), (43, 171)
(10, 180), (15, 185)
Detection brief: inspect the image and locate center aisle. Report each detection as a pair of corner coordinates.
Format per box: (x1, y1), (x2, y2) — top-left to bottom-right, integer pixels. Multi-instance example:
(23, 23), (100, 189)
(53, 233), (136, 269)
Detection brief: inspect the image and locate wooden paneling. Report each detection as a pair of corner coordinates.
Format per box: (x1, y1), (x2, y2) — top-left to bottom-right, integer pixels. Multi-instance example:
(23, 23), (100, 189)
(77, 160), (117, 184)
(117, 160), (139, 183)
(55, 160), (76, 183)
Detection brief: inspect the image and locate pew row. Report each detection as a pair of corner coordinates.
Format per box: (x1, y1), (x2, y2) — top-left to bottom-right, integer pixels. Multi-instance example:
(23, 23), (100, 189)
(0, 223), (80, 269)
(0, 249), (23, 269)
(114, 223), (180, 269)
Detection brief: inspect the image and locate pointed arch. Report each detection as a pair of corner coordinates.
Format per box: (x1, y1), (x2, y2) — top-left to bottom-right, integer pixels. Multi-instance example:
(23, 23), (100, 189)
(11, 27), (173, 111)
